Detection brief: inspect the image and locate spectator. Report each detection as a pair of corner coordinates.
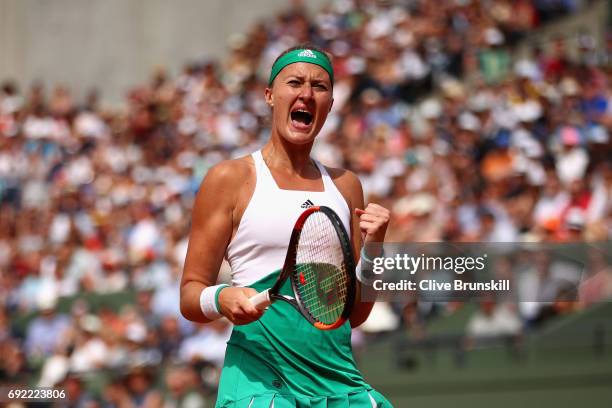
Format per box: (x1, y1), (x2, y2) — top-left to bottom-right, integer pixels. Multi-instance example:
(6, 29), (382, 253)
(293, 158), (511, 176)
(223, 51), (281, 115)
(163, 364), (210, 408)
(24, 293), (71, 361)
(124, 366), (163, 408)
(56, 374), (97, 408)
(178, 319), (232, 368)
(466, 297), (523, 339)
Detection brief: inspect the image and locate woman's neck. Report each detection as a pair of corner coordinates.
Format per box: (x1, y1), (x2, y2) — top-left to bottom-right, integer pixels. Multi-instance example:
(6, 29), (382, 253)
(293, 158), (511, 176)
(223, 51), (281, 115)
(261, 138), (316, 176)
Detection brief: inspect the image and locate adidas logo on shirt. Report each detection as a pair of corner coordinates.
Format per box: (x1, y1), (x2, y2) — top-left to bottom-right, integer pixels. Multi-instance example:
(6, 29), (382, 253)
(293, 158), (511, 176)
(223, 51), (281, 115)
(301, 199), (314, 208)
(297, 49), (317, 58)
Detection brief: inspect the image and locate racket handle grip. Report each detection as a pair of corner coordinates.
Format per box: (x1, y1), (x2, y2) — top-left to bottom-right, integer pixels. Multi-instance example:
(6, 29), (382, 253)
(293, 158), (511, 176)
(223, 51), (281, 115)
(250, 289), (272, 310)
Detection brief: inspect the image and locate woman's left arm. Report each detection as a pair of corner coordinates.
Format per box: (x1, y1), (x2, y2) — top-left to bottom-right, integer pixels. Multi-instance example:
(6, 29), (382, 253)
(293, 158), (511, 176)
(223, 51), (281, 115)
(333, 169), (390, 328)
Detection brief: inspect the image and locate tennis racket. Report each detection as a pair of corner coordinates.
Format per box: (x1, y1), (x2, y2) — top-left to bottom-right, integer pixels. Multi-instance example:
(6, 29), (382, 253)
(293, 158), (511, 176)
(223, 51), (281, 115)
(249, 206), (356, 330)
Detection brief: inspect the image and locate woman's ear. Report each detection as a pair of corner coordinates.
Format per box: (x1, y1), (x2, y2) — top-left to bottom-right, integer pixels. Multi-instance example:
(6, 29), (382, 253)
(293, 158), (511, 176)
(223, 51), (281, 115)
(264, 87), (274, 108)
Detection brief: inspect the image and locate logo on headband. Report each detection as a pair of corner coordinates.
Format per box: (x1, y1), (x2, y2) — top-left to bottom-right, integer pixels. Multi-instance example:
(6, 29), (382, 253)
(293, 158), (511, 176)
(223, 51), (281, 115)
(297, 49), (317, 59)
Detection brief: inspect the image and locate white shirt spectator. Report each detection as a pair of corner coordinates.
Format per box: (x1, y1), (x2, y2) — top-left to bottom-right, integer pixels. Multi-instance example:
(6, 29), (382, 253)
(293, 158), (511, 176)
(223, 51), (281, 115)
(467, 303), (522, 338)
(23, 115), (56, 139)
(128, 217), (161, 261)
(179, 323), (232, 367)
(556, 147), (588, 185)
(70, 336), (108, 373)
(533, 191), (569, 227)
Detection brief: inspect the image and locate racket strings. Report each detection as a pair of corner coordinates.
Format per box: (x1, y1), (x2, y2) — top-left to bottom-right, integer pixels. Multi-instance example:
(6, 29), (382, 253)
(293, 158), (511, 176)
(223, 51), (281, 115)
(294, 212), (349, 325)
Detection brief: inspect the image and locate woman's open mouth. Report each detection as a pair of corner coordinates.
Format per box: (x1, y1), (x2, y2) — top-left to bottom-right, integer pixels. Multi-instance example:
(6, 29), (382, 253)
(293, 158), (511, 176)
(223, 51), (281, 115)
(290, 108), (313, 130)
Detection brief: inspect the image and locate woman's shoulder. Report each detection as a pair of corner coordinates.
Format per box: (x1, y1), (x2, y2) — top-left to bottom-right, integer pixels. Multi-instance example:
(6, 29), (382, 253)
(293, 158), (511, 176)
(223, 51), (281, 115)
(323, 165), (362, 191)
(203, 155), (255, 185)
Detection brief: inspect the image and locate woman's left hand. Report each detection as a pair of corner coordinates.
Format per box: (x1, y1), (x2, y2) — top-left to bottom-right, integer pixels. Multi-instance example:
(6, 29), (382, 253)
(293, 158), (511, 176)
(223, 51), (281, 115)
(355, 203), (390, 244)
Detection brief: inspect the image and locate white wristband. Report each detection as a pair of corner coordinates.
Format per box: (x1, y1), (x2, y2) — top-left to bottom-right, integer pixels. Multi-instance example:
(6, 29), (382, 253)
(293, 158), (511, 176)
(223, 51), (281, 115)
(199, 284), (229, 320)
(356, 258), (375, 286)
(356, 248), (382, 285)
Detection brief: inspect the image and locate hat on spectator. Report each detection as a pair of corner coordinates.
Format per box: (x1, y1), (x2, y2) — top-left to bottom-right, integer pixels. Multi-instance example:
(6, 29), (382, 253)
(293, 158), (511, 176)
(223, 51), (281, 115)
(38, 291), (58, 311)
(560, 126), (582, 146)
(468, 91), (494, 112)
(585, 123), (609, 144)
(393, 193), (436, 217)
(440, 79), (465, 99)
(484, 27), (505, 45)
(420, 98), (442, 119)
(513, 100), (542, 123)
(126, 322), (147, 343)
(80, 315), (102, 333)
(515, 59), (540, 80)
(458, 112), (481, 132)
(559, 77), (580, 96)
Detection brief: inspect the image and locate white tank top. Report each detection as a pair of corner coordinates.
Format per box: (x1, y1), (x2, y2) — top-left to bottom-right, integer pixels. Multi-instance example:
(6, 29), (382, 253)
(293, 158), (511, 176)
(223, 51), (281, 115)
(225, 150), (351, 287)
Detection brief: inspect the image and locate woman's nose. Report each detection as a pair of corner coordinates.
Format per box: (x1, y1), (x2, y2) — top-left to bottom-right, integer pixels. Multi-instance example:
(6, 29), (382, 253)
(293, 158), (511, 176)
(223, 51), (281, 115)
(299, 84), (313, 100)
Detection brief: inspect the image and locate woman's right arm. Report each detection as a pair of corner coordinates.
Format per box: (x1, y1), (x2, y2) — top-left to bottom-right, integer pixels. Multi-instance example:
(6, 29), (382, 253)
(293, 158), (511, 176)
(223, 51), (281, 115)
(180, 161), (263, 325)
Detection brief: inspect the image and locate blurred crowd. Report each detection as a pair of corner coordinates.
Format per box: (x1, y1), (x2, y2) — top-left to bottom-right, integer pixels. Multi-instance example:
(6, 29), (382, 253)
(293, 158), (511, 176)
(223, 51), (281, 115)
(0, 0), (610, 406)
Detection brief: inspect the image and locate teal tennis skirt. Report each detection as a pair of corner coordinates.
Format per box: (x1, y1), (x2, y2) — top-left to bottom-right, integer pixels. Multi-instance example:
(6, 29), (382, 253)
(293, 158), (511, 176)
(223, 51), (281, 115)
(215, 273), (393, 407)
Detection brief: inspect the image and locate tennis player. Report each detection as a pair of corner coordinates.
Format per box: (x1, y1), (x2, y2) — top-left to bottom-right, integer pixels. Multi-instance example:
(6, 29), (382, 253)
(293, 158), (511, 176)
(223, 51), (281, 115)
(181, 44), (392, 407)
